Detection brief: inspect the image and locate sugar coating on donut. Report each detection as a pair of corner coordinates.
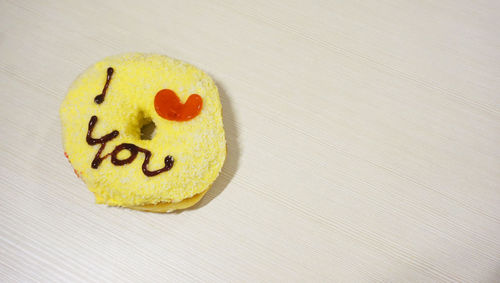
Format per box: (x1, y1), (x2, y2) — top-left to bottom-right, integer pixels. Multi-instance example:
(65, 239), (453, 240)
(60, 53), (226, 209)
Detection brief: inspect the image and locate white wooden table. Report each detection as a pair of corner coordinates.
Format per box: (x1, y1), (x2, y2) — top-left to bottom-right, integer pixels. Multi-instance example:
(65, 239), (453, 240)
(1, 0), (499, 281)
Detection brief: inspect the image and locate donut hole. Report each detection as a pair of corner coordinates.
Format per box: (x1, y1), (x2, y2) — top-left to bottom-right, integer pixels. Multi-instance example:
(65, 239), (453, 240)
(140, 117), (156, 140)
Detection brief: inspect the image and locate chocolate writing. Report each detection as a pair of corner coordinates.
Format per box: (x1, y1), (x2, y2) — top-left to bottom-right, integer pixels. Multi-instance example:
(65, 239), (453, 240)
(86, 67), (174, 176)
(86, 115), (174, 177)
(94, 67), (114, 104)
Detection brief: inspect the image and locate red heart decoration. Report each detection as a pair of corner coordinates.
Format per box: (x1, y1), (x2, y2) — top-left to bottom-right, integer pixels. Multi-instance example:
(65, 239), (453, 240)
(154, 89), (203, 121)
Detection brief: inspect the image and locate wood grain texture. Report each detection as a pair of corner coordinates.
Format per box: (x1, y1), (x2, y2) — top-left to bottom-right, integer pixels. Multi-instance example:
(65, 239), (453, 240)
(1, 0), (499, 281)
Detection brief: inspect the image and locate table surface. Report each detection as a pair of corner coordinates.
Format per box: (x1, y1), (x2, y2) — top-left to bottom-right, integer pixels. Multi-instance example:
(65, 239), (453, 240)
(1, 0), (499, 281)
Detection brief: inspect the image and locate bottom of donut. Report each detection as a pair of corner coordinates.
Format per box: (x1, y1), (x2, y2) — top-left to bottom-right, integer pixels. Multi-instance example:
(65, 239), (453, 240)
(127, 190), (208, 213)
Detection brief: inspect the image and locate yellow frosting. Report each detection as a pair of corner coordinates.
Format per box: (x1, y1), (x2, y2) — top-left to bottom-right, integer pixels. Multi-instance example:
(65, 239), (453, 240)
(60, 53), (226, 211)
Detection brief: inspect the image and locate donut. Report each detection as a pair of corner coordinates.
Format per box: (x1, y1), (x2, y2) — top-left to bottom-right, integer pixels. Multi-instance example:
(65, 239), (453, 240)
(60, 53), (226, 212)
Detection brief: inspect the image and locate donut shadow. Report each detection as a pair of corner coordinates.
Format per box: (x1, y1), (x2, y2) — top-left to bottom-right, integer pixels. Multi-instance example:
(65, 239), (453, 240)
(176, 79), (239, 213)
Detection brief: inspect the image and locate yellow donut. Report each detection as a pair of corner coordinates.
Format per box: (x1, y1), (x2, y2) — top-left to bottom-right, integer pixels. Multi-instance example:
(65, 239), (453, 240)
(60, 53), (226, 212)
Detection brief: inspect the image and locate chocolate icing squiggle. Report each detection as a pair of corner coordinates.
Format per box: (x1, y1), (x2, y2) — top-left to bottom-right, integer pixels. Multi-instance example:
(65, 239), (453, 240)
(86, 115), (119, 168)
(94, 67), (114, 104)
